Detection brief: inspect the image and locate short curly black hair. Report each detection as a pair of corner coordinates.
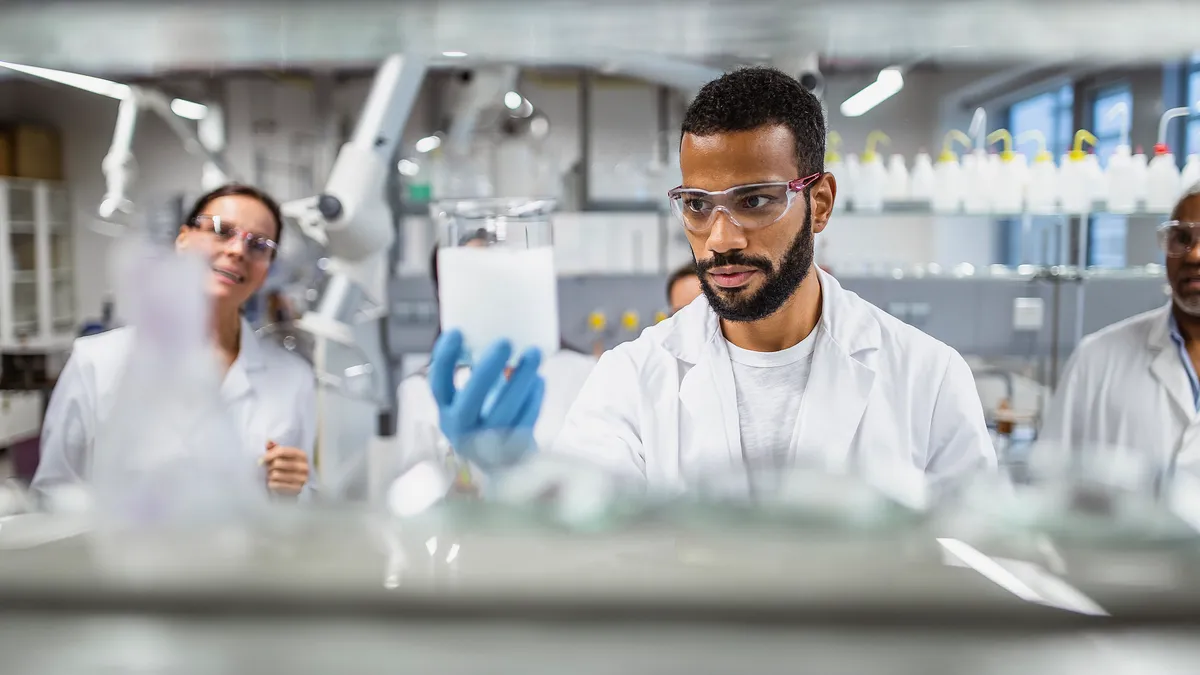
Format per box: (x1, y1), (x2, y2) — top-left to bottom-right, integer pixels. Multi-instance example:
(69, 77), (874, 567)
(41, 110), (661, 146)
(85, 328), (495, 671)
(681, 66), (826, 177)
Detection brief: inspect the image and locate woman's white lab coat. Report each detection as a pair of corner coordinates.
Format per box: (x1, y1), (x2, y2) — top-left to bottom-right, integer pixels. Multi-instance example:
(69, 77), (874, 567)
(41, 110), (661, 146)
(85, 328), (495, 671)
(550, 268), (997, 506)
(382, 349), (597, 499)
(32, 320), (317, 496)
(1041, 304), (1199, 485)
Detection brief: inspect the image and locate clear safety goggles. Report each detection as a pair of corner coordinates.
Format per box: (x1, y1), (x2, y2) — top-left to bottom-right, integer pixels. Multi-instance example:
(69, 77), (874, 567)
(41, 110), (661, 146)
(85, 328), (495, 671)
(187, 214), (279, 262)
(667, 173), (822, 233)
(1158, 221), (1200, 258)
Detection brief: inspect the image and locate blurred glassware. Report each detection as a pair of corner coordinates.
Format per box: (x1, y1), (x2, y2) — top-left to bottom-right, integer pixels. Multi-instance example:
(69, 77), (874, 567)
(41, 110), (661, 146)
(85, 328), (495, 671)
(954, 440), (1196, 545)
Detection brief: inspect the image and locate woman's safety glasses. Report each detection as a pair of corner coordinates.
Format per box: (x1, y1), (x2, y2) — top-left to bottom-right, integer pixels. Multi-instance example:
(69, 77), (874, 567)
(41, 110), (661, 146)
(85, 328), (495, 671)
(187, 214), (279, 262)
(667, 173), (822, 233)
(1158, 221), (1200, 258)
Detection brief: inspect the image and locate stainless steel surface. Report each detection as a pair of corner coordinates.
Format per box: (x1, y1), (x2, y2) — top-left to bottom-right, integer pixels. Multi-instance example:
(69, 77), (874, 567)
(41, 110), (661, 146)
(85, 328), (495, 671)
(1, 1), (1198, 75)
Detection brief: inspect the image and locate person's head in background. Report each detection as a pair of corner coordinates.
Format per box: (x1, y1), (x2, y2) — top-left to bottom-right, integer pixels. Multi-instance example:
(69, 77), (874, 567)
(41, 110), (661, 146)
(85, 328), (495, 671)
(176, 183), (283, 324)
(1165, 185), (1200, 319)
(666, 263), (702, 315)
(429, 229), (490, 295)
(677, 67), (834, 324)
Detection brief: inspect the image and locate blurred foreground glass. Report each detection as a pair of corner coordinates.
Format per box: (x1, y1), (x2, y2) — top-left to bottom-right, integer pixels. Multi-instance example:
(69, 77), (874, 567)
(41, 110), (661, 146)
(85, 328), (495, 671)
(955, 441), (1195, 544)
(91, 239), (266, 526)
(433, 198), (559, 362)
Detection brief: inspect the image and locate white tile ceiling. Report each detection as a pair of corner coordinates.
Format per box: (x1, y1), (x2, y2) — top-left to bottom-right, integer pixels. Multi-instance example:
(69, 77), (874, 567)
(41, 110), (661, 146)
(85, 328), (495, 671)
(0, 0), (1197, 76)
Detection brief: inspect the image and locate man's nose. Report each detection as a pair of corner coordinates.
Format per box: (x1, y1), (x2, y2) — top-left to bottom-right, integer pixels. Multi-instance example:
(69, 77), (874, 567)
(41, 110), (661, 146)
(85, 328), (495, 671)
(704, 209), (748, 255)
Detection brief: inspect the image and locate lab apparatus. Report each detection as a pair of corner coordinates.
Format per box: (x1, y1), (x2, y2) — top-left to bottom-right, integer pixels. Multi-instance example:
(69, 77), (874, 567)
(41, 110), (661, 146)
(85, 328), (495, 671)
(433, 197), (560, 363)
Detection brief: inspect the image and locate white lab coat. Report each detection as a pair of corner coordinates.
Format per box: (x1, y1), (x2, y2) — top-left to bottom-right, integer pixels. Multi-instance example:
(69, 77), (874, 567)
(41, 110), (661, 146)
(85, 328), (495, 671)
(551, 268), (997, 505)
(1041, 304), (1199, 484)
(381, 349), (597, 499)
(32, 320), (317, 497)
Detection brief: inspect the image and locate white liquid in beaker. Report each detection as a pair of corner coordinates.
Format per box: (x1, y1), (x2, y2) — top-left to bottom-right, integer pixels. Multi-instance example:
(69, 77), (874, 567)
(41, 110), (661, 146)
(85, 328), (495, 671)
(437, 246), (560, 362)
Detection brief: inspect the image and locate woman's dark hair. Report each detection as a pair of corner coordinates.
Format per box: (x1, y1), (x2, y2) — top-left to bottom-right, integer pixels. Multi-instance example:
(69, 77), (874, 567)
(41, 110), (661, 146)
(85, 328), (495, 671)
(184, 183), (285, 248)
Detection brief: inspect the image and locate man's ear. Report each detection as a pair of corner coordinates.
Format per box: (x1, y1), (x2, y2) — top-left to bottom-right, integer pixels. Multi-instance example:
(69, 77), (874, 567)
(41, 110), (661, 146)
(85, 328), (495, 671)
(810, 174), (837, 235)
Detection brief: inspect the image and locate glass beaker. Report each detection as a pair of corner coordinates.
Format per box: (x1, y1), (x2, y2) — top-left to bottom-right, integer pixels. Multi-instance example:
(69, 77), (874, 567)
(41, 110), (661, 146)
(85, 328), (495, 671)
(432, 198), (560, 363)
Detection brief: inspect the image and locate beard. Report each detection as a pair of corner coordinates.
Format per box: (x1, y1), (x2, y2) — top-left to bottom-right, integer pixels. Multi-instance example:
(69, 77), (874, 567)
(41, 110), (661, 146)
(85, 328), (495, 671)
(694, 203), (814, 323)
(1175, 293), (1200, 317)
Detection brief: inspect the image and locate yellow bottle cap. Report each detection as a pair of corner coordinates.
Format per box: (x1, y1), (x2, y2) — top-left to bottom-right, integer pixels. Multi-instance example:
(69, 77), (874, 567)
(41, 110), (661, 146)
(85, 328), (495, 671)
(621, 311), (640, 331)
(587, 311), (607, 332)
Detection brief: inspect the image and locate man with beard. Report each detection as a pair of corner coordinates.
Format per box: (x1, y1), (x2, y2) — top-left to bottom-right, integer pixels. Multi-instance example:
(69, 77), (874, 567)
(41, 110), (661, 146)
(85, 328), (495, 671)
(1043, 186), (1200, 494)
(428, 67), (994, 503)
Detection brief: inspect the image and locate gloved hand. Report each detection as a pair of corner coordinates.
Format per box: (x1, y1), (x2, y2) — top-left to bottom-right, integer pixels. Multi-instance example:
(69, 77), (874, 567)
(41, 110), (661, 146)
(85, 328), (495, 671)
(429, 329), (545, 472)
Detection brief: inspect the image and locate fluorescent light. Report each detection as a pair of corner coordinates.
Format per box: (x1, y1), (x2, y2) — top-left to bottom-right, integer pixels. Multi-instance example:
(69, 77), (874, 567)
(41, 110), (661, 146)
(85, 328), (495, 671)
(839, 67), (904, 118)
(0, 60), (207, 120)
(169, 98), (209, 120)
(442, 51), (468, 58)
(0, 60), (130, 99)
(503, 91), (523, 110)
(414, 135), (442, 153)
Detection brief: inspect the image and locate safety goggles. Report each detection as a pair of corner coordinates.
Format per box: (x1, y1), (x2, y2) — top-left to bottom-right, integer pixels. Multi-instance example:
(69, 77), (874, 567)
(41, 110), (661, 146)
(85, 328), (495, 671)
(187, 214), (279, 262)
(667, 173), (822, 233)
(1158, 221), (1200, 258)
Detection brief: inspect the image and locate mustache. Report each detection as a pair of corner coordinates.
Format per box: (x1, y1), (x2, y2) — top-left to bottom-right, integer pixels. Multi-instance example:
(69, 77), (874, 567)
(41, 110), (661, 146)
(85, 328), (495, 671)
(695, 251), (774, 274)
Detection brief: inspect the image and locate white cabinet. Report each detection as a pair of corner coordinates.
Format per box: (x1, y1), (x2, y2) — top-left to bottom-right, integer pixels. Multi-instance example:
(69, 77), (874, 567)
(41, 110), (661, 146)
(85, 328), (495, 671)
(0, 390), (42, 447)
(0, 179), (75, 351)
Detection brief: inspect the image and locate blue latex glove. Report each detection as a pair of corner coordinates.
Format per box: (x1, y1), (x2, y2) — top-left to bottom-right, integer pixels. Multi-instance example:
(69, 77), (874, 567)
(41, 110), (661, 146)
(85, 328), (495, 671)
(429, 329), (545, 472)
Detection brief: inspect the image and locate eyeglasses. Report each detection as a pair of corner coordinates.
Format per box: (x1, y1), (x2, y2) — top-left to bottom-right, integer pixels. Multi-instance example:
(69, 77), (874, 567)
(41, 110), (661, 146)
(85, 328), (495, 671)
(1158, 221), (1200, 258)
(667, 173), (822, 233)
(187, 214), (278, 262)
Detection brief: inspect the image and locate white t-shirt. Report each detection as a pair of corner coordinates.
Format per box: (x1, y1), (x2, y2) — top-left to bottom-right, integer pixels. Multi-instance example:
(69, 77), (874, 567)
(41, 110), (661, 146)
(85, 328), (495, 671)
(727, 327), (819, 489)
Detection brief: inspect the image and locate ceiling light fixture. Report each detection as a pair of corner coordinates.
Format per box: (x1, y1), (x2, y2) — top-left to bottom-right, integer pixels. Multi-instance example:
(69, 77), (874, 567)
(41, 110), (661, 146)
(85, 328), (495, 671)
(0, 60), (208, 120)
(839, 67), (904, 118)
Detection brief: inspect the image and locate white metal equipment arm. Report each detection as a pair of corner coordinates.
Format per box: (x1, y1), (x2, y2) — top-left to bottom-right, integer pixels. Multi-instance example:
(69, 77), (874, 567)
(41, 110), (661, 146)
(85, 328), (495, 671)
(99, 87), (235, 224)
(284, 54), (427, 332)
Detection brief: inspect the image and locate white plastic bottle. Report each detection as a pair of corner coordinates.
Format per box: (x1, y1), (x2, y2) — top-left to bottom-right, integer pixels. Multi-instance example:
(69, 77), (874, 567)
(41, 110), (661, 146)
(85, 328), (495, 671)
(844, 153), (862, 212)
(856, 152), (887, 213)
(1025, 150), (1059, 215)
(826, 132), (848, 213)
(1132, 147), (1149, 211)
(1147, 143), (1183, 214)
(1182, 154), (1200, 192)
(1084, 152), (1107, 209)
(854, 131), (891, 213)
(909, 150), (936, 204)
(931, 130), (971, 214)
(1059, 130), (1098, 214)
(1147, 107), (1193, 214)
(1105, 144), (1137, 214)
(986, 129), (1026, 214)
(884, 154), (910, 202)
(961, 149), (994, 214)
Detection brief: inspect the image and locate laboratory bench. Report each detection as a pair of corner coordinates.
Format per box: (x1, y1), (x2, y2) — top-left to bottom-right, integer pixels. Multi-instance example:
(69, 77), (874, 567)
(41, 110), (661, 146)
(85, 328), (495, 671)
(2, 505), (1200, 674)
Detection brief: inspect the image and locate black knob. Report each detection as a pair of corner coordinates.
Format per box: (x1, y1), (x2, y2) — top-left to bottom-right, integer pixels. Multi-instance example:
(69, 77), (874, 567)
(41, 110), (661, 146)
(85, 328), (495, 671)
(317, 194), (343, 220)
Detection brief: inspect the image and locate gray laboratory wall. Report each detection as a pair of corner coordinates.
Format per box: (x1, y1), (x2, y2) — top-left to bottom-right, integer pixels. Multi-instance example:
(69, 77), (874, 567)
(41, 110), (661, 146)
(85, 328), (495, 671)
(388, 272), (1169, 387)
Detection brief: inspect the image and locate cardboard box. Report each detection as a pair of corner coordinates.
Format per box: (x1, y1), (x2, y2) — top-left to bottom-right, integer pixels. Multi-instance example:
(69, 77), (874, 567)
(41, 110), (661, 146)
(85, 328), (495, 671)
(11, 125), (63, 181)
(0, 130), (12, 178)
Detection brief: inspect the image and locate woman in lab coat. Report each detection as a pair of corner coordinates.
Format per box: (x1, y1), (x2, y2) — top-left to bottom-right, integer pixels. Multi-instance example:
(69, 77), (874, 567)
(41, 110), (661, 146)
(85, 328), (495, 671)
(33, 184), (316, 498)
(384, 243), (596, 497)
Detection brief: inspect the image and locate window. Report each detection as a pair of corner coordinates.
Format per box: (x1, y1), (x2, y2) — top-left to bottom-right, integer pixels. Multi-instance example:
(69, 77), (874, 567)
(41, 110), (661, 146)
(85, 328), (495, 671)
(1003, 84), (1075, 266)
(1089, 85), (1134, 268)
(1092, 86), (1133, 168)
(1010, 84), (1075, 159)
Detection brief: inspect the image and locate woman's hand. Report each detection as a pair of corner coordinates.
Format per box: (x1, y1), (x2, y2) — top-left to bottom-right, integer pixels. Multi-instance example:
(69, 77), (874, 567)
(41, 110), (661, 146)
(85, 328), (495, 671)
(262, 440), (309, 497)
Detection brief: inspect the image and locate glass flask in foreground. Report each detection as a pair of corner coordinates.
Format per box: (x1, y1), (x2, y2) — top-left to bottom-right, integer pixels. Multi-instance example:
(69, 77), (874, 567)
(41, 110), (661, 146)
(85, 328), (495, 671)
(432, 198), (559, 363)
